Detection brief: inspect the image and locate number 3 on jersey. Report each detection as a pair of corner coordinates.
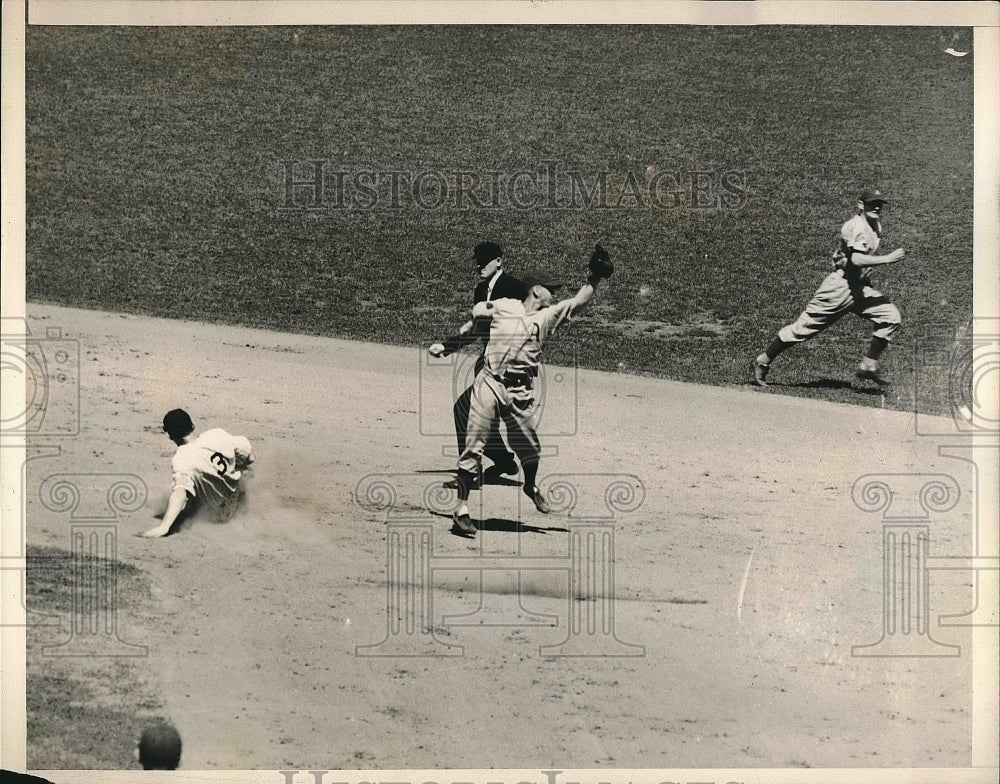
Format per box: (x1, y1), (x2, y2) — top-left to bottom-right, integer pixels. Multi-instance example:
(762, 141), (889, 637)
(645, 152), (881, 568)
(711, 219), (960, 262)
(210, 452), (228, 475)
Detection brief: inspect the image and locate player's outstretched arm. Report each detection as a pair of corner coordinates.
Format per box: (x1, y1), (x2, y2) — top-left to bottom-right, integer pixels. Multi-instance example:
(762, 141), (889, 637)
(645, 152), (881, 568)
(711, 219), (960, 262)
(429, 318), (478, 357)
(850, 247), (906, 267)
(234, 438), (255, 470)
(563, 277), (599, 314)
(142, 487), (188, 538)
(563, 243), (614, 314)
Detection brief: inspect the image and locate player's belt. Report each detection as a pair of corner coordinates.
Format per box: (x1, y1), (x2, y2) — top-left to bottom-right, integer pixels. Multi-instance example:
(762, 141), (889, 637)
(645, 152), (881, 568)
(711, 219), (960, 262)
(491, 369), (535, 389)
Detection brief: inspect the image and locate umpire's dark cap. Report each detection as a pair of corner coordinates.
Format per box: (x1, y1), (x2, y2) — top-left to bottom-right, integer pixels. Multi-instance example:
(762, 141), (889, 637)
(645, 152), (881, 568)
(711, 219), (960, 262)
(860, 187), (888, 204)
(472, 241), (503, 267)
(521, 273), (563, 296)
(162, 409), (194, 438)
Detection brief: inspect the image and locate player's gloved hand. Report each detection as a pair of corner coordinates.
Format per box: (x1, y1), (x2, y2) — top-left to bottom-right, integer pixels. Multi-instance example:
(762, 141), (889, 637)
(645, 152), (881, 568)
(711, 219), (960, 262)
(588, 243), (614, 281)
(428, 342), (446, 358)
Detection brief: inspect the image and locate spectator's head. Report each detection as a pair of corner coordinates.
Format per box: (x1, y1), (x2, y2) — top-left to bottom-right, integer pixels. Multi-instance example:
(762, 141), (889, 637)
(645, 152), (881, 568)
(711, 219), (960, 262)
(137, 722), (182, 770)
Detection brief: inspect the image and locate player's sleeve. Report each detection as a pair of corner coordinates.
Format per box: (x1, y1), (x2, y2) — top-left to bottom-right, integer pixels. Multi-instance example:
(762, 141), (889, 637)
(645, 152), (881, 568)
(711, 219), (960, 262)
(170, 453), (197, 496)
(487, 298), (524, 319)
(843, 218), (873, 256)
(538, 298), (577, 336)
(233, 436), (254, 470)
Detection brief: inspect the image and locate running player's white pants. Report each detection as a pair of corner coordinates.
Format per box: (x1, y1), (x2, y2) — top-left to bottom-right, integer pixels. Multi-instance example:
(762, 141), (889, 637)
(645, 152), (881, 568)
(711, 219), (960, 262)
(778, 270), (901, 344)
(458, 372), (541, 475)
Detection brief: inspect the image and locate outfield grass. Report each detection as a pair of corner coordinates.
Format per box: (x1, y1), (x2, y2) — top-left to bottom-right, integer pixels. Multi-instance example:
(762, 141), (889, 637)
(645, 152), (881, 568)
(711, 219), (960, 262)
(25, 25), (974, 413)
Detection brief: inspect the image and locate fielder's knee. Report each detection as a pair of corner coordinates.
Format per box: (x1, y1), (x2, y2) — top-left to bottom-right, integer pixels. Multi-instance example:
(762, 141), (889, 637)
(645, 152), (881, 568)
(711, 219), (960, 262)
(778, 318), (819, 344)
(457, 453), (483, 476)
(872, 305), (901, 341)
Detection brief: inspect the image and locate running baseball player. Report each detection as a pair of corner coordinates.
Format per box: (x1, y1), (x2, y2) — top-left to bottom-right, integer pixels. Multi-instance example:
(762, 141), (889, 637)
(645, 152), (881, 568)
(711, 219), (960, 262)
(142, 409), (254, 538)
(751, 188), (905, 386)
(430, 245), (614, 536)
(431, 242), (528, 483)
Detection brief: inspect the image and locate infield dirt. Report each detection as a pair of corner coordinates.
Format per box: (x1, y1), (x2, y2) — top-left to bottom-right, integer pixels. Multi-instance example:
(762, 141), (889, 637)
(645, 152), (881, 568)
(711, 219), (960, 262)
(24, 303), (976, 770)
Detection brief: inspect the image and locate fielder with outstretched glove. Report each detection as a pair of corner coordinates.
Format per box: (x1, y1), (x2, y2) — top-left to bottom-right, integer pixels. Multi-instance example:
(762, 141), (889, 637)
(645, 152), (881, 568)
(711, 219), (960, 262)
(444, 243), (612, 536)
(587, 243), (614, 284)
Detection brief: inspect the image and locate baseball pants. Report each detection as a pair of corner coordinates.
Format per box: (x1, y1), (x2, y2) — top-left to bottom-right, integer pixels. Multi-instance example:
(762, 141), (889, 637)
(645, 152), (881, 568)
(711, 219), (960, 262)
(453, 385), (516, 464)
(458, 372), (541, 476)
(778, 271), (901, 344)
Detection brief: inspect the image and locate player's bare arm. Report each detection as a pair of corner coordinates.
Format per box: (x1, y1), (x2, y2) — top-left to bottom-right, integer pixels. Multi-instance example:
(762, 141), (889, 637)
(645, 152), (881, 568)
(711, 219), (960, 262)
(142, 487), (188, 538)
(570, 275), (603, 310)
(850, 247), (906, 267)
(429, 318), (478, 357)
(429, 317), (476, 357)
(543, 244), (612, 316)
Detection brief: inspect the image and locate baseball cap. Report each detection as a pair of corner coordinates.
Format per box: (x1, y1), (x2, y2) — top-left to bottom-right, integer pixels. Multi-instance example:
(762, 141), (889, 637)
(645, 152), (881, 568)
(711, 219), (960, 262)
(472, 241), (503, 268)
(162, 409), (194, 438)
(521, 272), (563, 295)
(860, 187), (888, 204)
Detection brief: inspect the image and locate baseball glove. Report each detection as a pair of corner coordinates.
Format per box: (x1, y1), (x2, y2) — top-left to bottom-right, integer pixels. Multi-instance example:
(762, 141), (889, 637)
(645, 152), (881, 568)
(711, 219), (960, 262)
(588, 244), (614, 280)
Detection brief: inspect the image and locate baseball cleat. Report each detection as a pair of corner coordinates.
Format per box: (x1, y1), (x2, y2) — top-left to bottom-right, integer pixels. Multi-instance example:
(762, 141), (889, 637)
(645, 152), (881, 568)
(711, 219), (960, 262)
(855, 367), (889, 385)
(526, 487), (551, 514)
(750, 358), (770, 387)
(452, 510), (476, 535)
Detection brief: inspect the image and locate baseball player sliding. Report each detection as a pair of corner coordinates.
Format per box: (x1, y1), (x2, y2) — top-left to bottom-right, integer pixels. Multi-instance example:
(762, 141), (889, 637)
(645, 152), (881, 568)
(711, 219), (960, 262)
(751, 187), (905, 386)
(430, 245), (614, 536)
(142, 409), (255, 538)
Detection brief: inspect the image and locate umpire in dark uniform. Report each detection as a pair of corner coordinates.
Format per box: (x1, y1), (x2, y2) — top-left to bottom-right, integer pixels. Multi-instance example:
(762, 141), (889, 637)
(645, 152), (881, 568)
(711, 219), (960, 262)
(437, 242), (527, 480)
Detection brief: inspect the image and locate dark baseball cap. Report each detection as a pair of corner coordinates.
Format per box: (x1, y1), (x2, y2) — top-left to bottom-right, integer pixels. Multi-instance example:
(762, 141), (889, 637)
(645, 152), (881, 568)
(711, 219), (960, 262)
(162, 409), (194, 438)
(472, 241), (503, 267)
(860, 188), (888, 204)
(521, 273), (563, 295)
